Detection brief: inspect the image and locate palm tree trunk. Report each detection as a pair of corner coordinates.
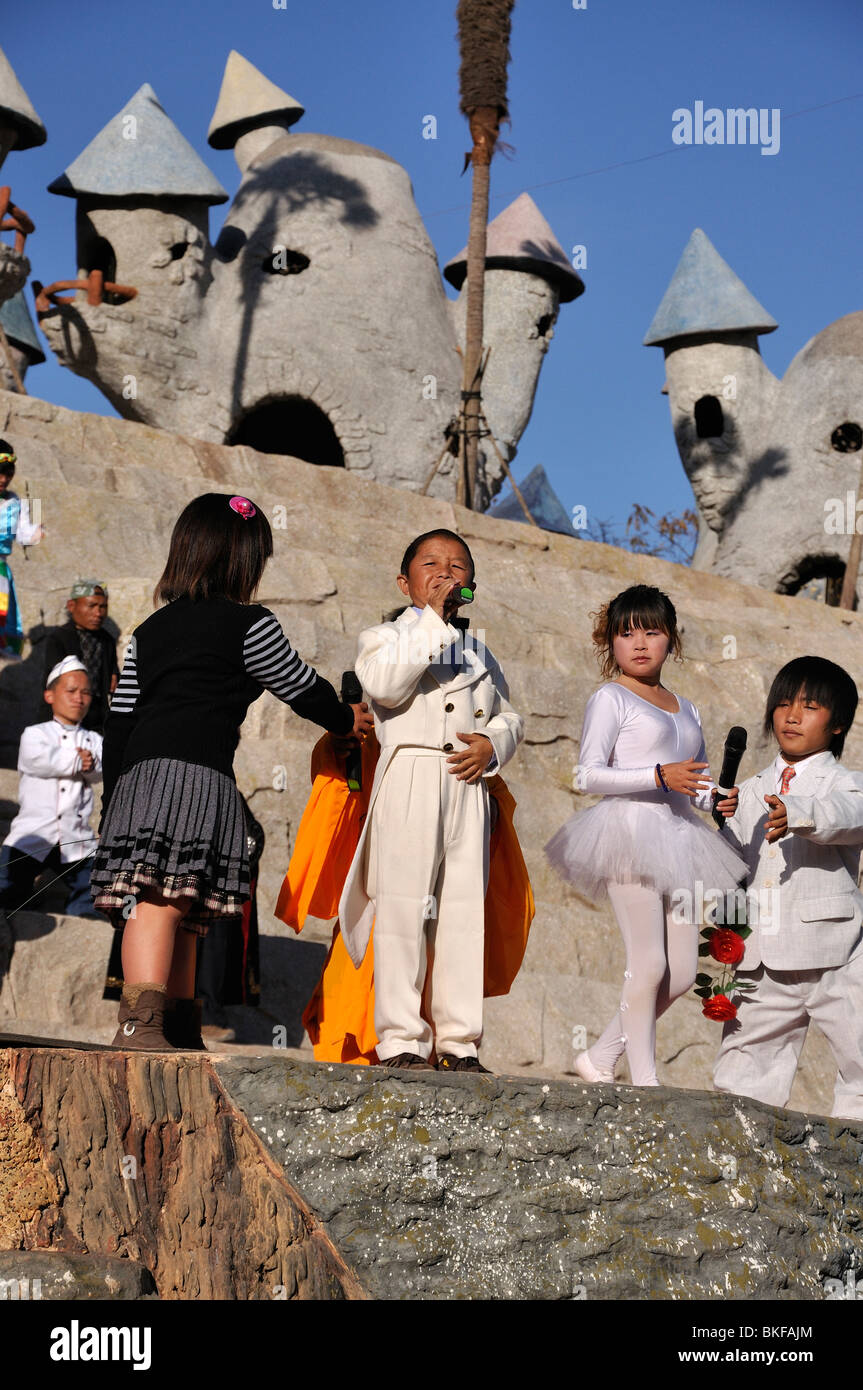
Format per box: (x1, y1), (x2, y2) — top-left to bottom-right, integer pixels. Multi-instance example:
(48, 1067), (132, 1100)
(462, 108), (497, 508)
(456, 0), (514, 510)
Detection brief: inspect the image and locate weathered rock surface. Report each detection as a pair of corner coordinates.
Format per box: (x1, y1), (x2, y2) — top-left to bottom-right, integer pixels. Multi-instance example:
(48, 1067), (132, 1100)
(213, 1056), (863, 1300)
(0, 1043), (365, 1300)
(0, 390), (861, 1113)
(2, 1044), (860, 1302)
(0, 1248), (158, 1299)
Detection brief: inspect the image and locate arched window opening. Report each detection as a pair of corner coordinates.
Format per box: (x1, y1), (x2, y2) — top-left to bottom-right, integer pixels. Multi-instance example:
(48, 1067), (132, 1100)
(694, 395), (724, 439)
(781, 554), (847, 608)
(229, 397), (345, 469)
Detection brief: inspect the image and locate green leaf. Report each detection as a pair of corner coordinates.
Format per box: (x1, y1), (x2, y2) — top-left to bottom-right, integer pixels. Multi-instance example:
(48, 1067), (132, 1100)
(736, 926), (752, 939)
(694, 988), (711, 998)
(698, 944), (712, 956)
(694, 973), (713, 986)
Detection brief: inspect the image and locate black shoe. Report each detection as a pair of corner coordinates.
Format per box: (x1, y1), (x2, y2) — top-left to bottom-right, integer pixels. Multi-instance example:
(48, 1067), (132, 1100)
(437, 1054), (491, 1074)
(379, 1052), (435, 1071)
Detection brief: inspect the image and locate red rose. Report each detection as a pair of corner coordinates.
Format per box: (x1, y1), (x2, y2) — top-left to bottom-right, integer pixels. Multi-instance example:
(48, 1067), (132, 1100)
(709, 929), (745, 966)
(703, 994), (738, 1022)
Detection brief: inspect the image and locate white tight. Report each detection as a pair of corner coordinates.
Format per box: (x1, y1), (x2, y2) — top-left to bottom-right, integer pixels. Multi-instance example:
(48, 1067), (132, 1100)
(588, 881), (698, 1086)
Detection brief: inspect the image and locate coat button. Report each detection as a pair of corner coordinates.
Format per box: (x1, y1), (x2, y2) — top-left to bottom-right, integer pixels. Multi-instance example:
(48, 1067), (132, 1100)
(445, 702), (454, 712)
(443, 743), (454, 753)
(474, 708), (483, 717)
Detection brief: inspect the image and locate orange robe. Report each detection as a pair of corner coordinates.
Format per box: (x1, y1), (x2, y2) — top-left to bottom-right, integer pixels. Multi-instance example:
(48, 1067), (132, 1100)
(274, 732), (534, 1065)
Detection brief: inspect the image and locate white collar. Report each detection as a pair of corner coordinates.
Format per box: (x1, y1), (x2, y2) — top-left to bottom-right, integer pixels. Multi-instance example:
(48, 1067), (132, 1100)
(772, 748), (834, 780)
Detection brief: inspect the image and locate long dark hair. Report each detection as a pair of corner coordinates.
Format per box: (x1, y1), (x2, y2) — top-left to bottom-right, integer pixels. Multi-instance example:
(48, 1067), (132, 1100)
(592, 584), (682, 680)
(154, 493), (273, 605)
(764, 656), (858, 759)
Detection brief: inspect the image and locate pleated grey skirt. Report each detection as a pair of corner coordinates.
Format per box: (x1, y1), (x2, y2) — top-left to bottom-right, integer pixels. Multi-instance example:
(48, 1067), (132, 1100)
(91, 758), (250, 935)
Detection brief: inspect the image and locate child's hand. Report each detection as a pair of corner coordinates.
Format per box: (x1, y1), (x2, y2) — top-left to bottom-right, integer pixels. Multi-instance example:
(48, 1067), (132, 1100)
(713, 786), (739, 819)
(78, 748), (95, 773)
(349, 702), (374, 740)
(764, 794), (788, 842)
(426, 575), (456, 619)
(447, 732), (493, 783)
(656, 759), (710, 796)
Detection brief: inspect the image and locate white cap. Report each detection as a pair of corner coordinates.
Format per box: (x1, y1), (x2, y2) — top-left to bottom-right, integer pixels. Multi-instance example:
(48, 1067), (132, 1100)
(46, 656), (89, 688)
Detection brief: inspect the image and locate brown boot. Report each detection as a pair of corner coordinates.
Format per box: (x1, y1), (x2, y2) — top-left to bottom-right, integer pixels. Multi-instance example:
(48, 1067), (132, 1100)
(164, 998), (207, 1051)
(111, 984), (177, 1052)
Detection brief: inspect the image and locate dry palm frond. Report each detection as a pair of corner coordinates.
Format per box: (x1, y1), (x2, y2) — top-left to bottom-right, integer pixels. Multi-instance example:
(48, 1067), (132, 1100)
(456, 0), (515, 118)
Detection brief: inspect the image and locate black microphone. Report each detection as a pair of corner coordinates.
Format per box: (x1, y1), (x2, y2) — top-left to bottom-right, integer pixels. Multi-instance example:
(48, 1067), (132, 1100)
(711, 726), (747, 828)
(340, 670), (363, 792)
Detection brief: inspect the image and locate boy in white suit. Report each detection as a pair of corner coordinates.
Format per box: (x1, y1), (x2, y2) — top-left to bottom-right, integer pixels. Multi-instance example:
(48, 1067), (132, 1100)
(339, 529), (523, 1072)
(0, 656), (103, 917)
(714, 656), (863, 1119)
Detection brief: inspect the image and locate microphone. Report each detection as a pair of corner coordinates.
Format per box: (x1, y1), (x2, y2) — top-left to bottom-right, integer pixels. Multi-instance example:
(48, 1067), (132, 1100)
(711, 725), (747, 828)
(340, 670), (364, 792)
(451, 583), (474, 604)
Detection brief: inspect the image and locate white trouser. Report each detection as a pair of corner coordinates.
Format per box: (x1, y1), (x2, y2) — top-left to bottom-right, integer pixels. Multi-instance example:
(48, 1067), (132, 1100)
(366, 748), (490, 1060)
(713, 946), (863, 1120)
(588, 881), (698, 1085)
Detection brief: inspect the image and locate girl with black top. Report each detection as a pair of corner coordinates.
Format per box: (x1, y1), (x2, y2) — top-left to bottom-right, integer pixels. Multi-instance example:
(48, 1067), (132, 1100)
(92, 492), (372, 1052)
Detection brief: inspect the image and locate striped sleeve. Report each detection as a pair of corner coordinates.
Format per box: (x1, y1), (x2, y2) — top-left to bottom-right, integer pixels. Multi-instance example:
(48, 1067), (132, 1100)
(108, 642), (140, 715)
(243, 613), (317, 703)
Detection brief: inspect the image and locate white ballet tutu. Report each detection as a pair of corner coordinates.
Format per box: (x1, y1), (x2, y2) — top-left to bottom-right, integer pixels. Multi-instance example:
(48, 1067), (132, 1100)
(544, 792), (747, 904)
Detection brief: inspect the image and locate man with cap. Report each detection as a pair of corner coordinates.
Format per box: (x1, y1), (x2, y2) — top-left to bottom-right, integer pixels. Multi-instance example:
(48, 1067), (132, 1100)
(0, 656), (104, 917)
(40, 580), (119, 733)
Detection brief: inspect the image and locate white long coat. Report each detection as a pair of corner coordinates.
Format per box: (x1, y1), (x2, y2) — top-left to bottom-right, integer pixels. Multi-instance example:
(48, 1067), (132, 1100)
(5, 719), (103, 863)
(338, 604), (523, 967)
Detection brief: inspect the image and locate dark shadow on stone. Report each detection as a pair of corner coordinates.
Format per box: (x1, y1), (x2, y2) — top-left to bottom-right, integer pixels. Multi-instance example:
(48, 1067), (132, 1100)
(223, 152), (378, 416)
(0, 641), (46, 767)
(224, 934), (327, 1046)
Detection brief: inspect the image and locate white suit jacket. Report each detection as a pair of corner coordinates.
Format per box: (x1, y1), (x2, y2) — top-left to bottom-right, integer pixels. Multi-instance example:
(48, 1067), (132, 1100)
(338, 604), (523, 966)
(721, 750), (863, 970)
(4, 719), (103, 863)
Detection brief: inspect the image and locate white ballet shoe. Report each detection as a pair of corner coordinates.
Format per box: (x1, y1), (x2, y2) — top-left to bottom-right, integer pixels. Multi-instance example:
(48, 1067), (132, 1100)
(573, 1051), (614, 1084)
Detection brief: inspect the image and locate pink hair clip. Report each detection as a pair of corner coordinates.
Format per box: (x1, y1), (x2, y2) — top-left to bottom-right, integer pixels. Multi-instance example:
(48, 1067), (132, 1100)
(229, 495), (256, 520)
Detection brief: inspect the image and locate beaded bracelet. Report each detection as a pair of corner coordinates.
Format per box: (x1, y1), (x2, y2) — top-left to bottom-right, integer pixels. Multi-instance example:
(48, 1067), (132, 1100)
(655, 763), (670, 793)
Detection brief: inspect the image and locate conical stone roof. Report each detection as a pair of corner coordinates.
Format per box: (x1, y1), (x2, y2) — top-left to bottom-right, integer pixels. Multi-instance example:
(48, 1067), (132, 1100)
(644, 228), (777, 345)
(0, 289), (45, 364)
(48, 83), (227, 204)
(0, 46), (46, 151)
(444, 192), (584, 303)
(208, 50), (304, 149)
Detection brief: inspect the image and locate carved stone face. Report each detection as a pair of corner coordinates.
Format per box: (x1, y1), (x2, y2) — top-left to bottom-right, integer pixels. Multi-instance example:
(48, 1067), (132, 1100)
(35, 131), (566, 507)
(663, 314), (863, 600)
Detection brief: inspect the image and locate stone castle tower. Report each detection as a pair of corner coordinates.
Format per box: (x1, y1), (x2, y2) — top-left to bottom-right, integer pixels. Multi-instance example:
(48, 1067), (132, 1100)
(645, 228), (863, 603)
(35, 51), (583, 508)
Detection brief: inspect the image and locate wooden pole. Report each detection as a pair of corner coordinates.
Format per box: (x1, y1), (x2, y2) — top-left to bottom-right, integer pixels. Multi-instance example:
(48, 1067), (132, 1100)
(478, 404), (539, 527)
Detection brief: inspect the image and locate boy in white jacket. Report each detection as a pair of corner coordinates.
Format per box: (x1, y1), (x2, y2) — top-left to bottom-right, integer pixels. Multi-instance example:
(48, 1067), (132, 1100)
(339, 529), (523, 1072)
(714, 656), (863, 1119)
(0, 657), (103, 917)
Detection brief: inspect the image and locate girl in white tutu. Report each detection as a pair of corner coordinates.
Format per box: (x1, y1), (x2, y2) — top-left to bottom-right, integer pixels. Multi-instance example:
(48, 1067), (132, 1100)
(545, 584), (745, 1086)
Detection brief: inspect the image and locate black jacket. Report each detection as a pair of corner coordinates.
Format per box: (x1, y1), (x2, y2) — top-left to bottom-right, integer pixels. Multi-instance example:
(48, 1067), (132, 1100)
(41, 621), (120, 733)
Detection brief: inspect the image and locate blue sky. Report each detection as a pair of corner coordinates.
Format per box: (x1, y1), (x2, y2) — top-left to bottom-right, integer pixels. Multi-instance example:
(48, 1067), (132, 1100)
(3, 0), (861, 540)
